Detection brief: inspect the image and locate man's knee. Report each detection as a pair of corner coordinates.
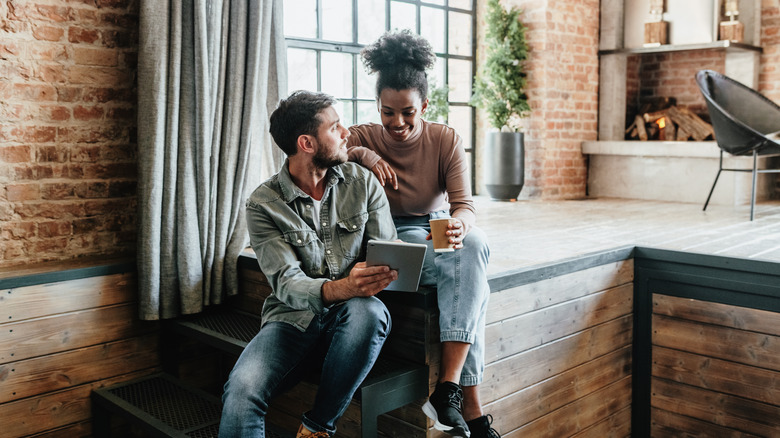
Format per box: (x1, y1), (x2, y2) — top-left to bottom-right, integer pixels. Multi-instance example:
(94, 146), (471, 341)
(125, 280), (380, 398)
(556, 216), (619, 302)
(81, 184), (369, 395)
(342, 297), (391, 335)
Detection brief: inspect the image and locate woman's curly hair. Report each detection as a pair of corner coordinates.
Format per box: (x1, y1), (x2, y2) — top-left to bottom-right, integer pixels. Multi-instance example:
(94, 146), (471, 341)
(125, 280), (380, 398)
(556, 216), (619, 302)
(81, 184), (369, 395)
(361, 30), (436, 100)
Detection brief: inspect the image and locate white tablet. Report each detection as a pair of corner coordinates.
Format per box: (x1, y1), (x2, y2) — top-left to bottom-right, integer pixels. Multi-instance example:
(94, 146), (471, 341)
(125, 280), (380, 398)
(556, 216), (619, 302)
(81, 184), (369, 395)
(366, 240), (427, 292)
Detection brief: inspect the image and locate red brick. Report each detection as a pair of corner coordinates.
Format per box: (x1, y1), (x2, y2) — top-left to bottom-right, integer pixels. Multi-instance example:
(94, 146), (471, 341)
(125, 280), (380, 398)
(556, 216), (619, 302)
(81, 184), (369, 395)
(75, 181), (109, 198)
(36, 145), (69, 162)
(73, 46), (117, 66)
(33, 5), (72, 22)
(35, 63), (68, 83)
(33, 237), (69, 253)
(0, 145), (32, 163)
(72, 217), (100, 234)
(41, 182), (77, 200)
(13, 83), (58, 101)
(32, 24), (65, 41)
(46, 105), (71, 121)
(1, 221), (37, 239)
(38, 220), (72, 238)
(6, 183), (40, 201)
(68, 65), (129, 86)
(73, 104), (104, 120)
(68, 26), (100, 44)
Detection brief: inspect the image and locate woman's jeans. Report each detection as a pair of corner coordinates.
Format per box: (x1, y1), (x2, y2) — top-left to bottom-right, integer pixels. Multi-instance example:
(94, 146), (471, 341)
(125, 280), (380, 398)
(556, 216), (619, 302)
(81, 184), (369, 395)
(218, 297), (391, 437)
(393, 212), (491, 386)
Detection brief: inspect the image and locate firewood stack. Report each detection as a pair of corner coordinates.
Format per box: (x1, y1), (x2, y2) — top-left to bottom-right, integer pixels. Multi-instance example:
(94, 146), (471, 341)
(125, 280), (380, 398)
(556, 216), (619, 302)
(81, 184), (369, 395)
(626, 103), (715, 142)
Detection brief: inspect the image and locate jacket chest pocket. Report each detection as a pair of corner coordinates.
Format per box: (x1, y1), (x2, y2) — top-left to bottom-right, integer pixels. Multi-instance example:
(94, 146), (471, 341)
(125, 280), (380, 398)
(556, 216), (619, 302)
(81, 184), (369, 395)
(284, 229), (324, 274)
(336, 212), (368, 260)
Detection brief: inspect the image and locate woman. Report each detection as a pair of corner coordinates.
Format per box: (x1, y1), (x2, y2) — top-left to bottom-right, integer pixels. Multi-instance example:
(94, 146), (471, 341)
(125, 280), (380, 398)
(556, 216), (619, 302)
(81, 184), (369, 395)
(347, 30), (498, 438)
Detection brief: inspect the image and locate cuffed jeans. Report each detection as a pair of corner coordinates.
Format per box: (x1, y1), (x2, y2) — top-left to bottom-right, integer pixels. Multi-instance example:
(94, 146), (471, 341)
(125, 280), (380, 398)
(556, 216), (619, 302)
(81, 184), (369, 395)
(393, 212), (491, 386)
(218, 297), (391, 437)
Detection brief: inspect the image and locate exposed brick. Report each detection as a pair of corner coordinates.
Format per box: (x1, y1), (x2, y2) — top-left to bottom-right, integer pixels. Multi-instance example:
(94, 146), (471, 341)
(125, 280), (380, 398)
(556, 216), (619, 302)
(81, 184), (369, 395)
(1, 221), (37, 239)
(73, 46), (117, 66)
(13, 83), (58, 102)
(108, 180), (135, 197)
(75, 181), (109, 198)
(46, 105), (71, 121)
(36, 145), (69, 163)
(33, 4), (72, 23)
(72, 217), (100, 234)
(70, 145), (101, 162)
(0, 145), (32, 163)
(32, 24), (65, 41)
(41, 182), (76, 200)
(68, 26), (100, 44)
(68, 65), (130, 86)
(6, 183), (40, 201)
(38, 220), (72, 237)
(73, 104), (105, 120)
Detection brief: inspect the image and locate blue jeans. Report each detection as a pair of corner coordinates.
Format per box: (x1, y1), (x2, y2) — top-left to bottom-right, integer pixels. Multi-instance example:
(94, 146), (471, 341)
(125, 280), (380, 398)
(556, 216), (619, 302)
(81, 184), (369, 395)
(218, 297), (391, 437)
(393, 212), (491, 386)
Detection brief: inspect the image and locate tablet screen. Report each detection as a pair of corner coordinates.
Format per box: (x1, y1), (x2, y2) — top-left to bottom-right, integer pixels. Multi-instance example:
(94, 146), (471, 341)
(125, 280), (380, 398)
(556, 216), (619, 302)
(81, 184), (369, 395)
(366, 240), (427, 292)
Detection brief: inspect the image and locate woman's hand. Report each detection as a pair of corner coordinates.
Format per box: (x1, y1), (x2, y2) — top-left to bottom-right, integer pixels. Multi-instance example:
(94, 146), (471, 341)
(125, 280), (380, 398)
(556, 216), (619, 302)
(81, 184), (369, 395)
(371, 159), (398, 190)
(426, 218), (466, 249)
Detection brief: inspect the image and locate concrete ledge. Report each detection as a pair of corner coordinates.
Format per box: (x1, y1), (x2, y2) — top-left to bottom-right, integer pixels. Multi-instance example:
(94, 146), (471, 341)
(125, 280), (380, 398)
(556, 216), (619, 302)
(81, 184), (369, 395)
(583, 140), (775, 206)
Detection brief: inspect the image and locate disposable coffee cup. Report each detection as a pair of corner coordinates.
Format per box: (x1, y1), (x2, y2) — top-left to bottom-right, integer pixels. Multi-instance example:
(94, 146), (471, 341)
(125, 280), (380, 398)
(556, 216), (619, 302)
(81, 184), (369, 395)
(429, 218), (457, 253)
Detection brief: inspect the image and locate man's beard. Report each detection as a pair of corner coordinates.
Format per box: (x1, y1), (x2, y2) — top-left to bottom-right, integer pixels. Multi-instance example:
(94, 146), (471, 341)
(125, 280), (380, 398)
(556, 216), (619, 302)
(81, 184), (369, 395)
(312, 143), (346, 170)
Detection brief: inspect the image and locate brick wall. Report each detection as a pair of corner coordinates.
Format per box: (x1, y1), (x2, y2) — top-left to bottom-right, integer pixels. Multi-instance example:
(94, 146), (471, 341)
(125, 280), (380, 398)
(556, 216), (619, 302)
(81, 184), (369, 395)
(0, 0), (138, 268)
(475, 0), (599, 199)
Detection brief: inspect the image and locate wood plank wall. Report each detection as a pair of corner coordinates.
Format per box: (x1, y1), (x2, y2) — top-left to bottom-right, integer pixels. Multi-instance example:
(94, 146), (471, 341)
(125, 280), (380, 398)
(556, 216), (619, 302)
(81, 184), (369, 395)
(479, 260), (634, 438)
(650, 295), (780, 436)
(0, 266), (160, 437)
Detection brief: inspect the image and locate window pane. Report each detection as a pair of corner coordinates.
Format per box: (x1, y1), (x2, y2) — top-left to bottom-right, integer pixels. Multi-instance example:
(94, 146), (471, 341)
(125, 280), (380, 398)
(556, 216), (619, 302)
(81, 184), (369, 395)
(390, 1), (417, 32)
(358, 0), (386, 44)
(428, 56), (446, 91)
(424, 0), (445, 5)
(337, 100), (355, 125)
(448, 11), (472, 56)
(321, 52), (354, 98)
(449, 0), (472, 10)
(449, 106), (472, 149)
(283, 0), (316, 38)
(287, 48), (317, 94)
(322, 0), (352, 42)
(357, 62), (375, 99)
(448, 58), (472, 102)
(421, 6), (445, 53)
(357, 101), (381, 125)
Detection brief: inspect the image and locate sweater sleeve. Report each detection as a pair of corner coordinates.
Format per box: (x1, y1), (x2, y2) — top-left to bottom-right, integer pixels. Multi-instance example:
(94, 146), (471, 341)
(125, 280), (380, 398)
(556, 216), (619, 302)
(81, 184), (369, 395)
(347, 126), (383, 169)
(441, 128), (476, 232)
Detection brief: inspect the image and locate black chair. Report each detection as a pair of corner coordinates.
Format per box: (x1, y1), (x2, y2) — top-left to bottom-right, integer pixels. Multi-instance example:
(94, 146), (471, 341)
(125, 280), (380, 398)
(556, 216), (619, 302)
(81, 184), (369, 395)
(695, 69), (780, 220)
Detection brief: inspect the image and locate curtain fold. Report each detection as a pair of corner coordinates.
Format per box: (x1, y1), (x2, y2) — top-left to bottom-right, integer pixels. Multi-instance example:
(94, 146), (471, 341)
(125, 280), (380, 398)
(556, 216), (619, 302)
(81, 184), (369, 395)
(137, 0), (287, 320)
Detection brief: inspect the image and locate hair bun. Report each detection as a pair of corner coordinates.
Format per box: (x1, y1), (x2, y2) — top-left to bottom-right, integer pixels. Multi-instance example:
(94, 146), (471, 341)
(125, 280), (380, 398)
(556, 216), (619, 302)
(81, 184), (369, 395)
(362, 30), (436, 74)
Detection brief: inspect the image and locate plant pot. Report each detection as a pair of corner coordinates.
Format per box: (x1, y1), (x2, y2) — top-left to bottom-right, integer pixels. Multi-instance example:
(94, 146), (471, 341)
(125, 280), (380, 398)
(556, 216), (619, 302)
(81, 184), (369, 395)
(483, 132), (525, 201)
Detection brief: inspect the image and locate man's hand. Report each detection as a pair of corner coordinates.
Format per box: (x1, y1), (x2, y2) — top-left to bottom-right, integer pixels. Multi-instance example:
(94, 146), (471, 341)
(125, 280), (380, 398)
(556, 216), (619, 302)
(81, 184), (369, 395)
(371, 159), (398, 190)
(322, 262), (397, 305)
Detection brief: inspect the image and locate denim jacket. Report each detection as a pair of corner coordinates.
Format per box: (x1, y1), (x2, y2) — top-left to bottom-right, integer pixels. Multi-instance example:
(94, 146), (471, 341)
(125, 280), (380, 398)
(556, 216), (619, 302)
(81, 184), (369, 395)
(245, 160), (397, 331)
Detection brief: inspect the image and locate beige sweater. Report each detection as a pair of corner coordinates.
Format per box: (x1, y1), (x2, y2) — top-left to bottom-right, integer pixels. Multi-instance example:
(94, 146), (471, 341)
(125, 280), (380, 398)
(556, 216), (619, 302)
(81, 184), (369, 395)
(347, 120), (476, 230)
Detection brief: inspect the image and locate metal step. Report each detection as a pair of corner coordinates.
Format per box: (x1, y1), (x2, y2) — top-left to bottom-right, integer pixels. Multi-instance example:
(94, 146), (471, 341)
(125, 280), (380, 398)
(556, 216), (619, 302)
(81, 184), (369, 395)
(92, 373), (293, 437)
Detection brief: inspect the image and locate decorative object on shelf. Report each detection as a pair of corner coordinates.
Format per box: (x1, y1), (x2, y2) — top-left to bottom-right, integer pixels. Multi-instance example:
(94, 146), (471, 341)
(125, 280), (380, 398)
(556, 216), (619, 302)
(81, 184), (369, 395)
(719, 0), (744, 42)
(470, 0), (530, 201)
(644, 0), (668, 47)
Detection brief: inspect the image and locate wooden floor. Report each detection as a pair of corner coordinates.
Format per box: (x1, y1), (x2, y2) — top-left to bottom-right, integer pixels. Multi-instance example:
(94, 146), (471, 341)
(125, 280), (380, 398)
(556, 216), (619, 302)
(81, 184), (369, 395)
(476, 196), (780, 276)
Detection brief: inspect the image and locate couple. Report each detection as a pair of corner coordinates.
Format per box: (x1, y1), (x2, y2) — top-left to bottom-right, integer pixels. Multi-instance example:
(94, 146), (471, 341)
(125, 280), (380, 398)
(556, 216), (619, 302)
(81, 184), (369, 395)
(219, 31), (496, 438)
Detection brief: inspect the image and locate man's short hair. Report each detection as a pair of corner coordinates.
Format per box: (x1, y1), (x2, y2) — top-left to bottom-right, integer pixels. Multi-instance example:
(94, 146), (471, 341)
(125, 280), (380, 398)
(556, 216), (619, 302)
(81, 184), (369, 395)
(269, 90), (338, 156)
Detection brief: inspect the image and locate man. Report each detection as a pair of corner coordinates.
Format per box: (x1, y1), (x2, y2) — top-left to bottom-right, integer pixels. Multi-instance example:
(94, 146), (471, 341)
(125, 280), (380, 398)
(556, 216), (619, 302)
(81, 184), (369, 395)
(219, 90), (399, 438)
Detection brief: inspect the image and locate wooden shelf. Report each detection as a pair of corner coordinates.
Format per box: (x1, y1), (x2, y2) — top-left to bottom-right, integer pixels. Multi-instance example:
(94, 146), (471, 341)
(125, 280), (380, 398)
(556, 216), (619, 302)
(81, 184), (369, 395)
(599, 40), (762, 56)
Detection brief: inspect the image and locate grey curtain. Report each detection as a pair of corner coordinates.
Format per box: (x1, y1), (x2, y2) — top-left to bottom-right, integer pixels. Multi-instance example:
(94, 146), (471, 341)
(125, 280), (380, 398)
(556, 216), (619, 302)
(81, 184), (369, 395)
(137, 0), (287, 320)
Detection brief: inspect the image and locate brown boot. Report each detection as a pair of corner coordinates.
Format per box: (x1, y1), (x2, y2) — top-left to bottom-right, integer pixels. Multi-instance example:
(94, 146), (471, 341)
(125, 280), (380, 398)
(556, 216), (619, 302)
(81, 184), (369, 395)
(296, 424), (330, 438)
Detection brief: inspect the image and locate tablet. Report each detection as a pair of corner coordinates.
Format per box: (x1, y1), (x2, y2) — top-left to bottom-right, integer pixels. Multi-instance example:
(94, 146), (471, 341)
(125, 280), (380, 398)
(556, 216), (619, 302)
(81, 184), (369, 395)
(366, 240), (427, 292)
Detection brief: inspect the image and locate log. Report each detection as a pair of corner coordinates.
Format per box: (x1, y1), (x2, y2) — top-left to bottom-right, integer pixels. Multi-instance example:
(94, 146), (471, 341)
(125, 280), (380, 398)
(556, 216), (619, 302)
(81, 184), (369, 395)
(667, 106), (713, 141)
(635, 115), (648, 141)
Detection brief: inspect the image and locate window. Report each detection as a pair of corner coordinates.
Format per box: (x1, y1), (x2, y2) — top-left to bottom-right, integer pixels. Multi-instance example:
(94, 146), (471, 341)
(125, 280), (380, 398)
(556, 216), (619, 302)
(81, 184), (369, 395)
(282, 0), (476, 187)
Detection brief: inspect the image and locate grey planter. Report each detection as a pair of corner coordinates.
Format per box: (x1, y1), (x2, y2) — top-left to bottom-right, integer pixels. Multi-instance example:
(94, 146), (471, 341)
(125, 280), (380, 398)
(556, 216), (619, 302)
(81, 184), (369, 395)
(483, 132), (525, 201)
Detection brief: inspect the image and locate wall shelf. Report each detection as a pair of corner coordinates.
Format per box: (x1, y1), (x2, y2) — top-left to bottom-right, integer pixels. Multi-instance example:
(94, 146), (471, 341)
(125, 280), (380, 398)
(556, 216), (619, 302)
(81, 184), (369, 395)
(598, 40), (763, 56)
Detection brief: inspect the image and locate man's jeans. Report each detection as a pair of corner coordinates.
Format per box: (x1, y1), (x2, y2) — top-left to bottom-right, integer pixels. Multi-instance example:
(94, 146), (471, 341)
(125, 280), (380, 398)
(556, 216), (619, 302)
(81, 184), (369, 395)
(218, 297), (391, 437)
(393, 212), (491, 386)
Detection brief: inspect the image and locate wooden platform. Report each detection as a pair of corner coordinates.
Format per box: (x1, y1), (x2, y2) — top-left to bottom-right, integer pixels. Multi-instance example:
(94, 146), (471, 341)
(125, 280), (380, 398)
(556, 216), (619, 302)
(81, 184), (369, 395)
(475, 196), (780, 275)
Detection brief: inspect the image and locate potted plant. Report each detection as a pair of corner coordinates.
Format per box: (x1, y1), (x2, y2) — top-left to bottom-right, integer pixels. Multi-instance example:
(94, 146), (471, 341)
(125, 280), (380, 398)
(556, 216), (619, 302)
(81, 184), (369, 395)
(470, 0), (530, 201)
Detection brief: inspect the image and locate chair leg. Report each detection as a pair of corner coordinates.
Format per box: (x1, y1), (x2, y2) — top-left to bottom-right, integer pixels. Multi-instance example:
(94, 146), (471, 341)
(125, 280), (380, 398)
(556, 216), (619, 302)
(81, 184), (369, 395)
(750, 150), (758, 221)
(703, 150), (724, 211)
